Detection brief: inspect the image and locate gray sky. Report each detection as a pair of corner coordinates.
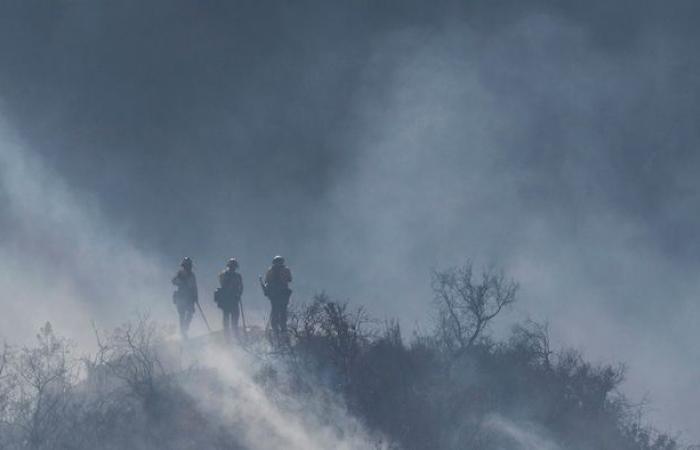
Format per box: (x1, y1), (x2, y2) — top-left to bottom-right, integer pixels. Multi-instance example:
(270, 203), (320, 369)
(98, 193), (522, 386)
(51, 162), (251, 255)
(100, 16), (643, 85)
(0, 0), (698, 441)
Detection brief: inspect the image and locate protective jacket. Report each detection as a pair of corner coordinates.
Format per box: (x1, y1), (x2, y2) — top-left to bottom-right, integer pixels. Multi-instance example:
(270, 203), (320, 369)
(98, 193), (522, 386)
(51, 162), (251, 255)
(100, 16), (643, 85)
(172, 269), (198, 306)
(216, 269), (243, 309)
(264, 265), (292, 301)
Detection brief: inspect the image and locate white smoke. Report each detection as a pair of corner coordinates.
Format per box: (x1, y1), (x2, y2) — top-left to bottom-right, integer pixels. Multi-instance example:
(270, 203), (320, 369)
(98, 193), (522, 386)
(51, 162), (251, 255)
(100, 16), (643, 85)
(0, 118), (384, 449)
(484, 415), (562, 450)
(0, 119), (168, 346)
(321, 17), (699, 440)
(183, 344), (388, 450)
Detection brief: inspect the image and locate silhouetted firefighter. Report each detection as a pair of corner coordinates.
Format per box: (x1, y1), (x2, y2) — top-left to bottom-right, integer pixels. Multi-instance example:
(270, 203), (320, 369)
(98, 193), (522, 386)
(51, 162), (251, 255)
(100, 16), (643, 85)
(260, 255), (292, 344)
(172, 257), (199, 339)
(215, 258), (244, 342)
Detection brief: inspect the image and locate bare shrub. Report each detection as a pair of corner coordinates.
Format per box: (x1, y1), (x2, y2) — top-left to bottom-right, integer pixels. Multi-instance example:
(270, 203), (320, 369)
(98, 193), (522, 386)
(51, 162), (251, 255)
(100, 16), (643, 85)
(0, 323), (80, 449)
(432, 262), (518, 355)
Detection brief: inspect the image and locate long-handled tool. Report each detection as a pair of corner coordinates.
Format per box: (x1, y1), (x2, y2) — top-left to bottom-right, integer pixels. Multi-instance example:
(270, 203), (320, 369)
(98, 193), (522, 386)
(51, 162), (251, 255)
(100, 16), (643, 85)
(259, 276), (274, 345)
(195, 301), (212, 333)
(239, 297), (248, 340)
(259, 275), (268, 297)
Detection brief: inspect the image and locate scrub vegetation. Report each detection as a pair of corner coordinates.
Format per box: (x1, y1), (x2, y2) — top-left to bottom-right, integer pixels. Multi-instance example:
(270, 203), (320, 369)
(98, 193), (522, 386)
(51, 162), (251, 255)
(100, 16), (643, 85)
(0, 263), (690, 450)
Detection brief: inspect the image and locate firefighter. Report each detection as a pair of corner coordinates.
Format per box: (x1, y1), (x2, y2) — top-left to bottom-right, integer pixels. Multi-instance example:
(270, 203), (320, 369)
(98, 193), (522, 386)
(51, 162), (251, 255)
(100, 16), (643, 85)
(261, 255), (292, 344)
(215, 258), (244, 342)
(172, 257), (198, 339)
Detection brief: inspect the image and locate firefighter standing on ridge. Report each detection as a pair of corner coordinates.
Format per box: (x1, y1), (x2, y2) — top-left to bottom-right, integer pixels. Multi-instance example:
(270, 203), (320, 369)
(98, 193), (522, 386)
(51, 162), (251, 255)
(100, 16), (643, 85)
(172, 257), (198, 339)
(215, 258), (244, 342)
(261, 255), (292, 343)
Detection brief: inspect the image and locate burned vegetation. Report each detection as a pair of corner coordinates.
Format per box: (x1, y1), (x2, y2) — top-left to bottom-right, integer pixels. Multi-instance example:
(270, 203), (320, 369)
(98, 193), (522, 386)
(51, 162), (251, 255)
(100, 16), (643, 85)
(0, 263), (689, 450)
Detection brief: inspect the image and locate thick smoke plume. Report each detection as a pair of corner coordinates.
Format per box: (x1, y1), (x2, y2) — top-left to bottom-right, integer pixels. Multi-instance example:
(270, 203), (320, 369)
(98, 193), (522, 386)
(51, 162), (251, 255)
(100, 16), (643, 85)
(1, 0), (699, 444)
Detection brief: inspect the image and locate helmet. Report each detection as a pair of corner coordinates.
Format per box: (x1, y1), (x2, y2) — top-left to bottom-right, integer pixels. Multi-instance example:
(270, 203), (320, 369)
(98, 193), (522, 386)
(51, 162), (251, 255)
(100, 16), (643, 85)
(272, 255), (285, 265)
(181, 257), (193, 268)
(226, 258), (239, 269)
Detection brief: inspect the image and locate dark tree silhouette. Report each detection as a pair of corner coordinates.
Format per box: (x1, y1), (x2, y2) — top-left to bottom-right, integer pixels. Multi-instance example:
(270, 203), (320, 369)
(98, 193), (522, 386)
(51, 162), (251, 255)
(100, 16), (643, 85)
(432, 262), (518, 355)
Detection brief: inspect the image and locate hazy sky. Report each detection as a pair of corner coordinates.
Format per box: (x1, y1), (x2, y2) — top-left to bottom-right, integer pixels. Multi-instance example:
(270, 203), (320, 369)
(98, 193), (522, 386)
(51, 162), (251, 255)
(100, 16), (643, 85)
(0, 0), (698, 441)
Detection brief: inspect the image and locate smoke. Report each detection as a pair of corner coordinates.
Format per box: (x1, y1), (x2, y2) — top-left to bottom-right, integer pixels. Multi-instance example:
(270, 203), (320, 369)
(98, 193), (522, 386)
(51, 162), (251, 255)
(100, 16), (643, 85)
(1, 0), (699, 442)
(0, 120), (171, 347)
(484, 415), (561, 450)
(317, 16), (700, 439)
(0, 125), (384, 447)
(183, 344), (387, 450)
